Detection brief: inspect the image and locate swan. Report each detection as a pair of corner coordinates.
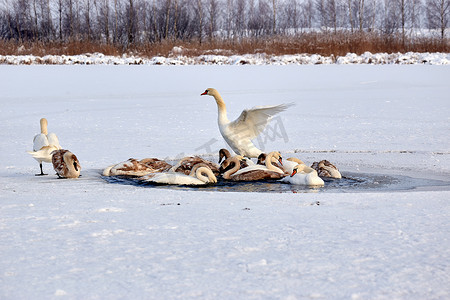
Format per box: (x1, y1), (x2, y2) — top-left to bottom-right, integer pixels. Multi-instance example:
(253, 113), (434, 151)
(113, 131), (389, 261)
(51, 149), (81, 178)
(140, 163), (217, 185)
(103, 158), (170, 177)
(311, 160), (342, 179)
(234, 151), (284, 175)
(281, 164), (324, 186)
(218, 148), (232, 164)
(282, 157), (306, 175)
(256, 152), (287, 174)
(169, 156), (220, 176)
(221, 152), (286, 181)
(139, 158), (173, 172)
(28, 118), (62, 175)
(219, 148), (254, 169)
(221, 156), (286, 182)
(201, 88), (293, 158)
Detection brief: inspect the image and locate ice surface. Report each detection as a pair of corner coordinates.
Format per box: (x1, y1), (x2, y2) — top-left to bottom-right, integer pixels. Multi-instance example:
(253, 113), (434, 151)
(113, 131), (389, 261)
(0, 65), (449, 299)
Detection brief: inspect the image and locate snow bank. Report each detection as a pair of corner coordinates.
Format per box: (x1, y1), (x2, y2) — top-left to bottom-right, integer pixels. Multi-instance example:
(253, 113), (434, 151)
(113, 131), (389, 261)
(1, 51), (449, 65)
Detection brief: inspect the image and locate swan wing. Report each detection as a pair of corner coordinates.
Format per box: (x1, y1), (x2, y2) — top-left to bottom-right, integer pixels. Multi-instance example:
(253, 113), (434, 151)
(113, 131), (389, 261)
(33, 133), (49, 151)
(27, 145), (59, 163)
(109, 159), (154, 176)
(141, 173), (204, 185)
(47, 133), (62, 149)
(228, 103), (293, 140)
(232, 169), (285, 181)
(233, 164), (268, 176)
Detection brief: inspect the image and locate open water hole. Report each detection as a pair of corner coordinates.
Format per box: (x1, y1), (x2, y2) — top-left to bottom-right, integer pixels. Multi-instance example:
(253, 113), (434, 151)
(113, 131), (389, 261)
(102, 171), (450, 193)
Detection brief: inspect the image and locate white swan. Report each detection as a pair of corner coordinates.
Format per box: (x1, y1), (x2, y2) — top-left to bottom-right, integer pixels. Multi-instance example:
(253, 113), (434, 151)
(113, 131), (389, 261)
(140, 163), (217, 185)
(281, 164), (324, 186)
(311, 160), (342, 179)
(201, 88), (293, 158)
(28, 118), (62, 175)
(282, 157), (305, 175)
(103, 158), (171, 177)
(51, 149), (81, 178)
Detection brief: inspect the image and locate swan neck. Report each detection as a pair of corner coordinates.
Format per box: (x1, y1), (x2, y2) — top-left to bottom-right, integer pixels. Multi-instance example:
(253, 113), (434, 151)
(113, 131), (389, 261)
(214, 94), (229, 123)
(265, 152), (283, 173)
(223, 157), (240, 179)
(40, 118), (48, 135)
(196, 167), (215, 183)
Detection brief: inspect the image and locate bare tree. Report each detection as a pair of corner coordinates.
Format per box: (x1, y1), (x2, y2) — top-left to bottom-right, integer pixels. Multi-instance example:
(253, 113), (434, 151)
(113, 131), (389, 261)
(272, 0), (277, 34)
(426, 0), (450, 40)
(194, 0), (204, 43)
(281, 0), (300, 33)
(409, 0), (423, 32)
(234, 0), (246, 38)
(206, 0), (219, 41)
(357, 0), (364, 31)
(97, 0), (110, 43)
(301, 0), (315, 29)
(346, 0), (354, 32)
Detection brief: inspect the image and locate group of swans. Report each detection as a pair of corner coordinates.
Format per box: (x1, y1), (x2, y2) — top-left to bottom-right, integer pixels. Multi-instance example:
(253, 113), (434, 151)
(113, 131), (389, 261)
(28, 118), (81, 178)
(28, 88), (341, 184)
(220, 151), (285, 181)
(103, 156), (219, 185)
(101, 148), (340, 187)
(220, 150), (342, 186)
(200, 88), (341, 186)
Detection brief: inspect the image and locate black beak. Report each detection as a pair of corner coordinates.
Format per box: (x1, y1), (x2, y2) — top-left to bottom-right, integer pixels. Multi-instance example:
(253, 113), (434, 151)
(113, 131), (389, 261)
(73, 162), (78, 171)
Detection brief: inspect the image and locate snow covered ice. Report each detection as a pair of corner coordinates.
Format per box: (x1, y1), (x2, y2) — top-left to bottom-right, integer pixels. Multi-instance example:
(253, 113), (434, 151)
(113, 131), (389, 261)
(1, 65), (450, 299)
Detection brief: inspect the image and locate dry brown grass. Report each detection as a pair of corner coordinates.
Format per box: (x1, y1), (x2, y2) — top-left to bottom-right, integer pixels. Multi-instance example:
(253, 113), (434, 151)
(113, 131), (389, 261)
(1, 32), (448, 58)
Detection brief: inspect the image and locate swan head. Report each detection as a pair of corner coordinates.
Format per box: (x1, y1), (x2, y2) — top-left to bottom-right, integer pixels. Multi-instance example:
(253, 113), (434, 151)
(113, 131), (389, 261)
(291, 164), (315, 177)
(258, 152), (283, 166)
(218, 148), (231, 164)
(201, 88), (218, 96)
(268, 151), (283, 166)
(257, 153), (266, 165)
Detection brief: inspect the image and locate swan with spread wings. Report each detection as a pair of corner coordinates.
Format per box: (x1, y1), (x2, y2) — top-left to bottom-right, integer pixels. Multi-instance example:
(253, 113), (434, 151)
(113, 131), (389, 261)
(201, 88), (293, 158)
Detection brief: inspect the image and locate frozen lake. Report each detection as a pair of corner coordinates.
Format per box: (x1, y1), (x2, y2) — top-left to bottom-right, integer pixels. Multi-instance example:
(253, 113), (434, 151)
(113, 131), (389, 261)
(1, 65), (449, 299)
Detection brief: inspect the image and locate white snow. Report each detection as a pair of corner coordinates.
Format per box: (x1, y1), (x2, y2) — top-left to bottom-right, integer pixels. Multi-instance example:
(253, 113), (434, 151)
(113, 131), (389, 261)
(1, 65), (449, 299)
(1, 51), (450, 65)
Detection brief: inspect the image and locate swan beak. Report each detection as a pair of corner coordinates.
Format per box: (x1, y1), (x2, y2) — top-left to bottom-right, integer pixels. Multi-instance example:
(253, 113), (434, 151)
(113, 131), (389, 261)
(201, 90), (208, 96)
(278, 157), (283, 165)
(73, 162), (79, 171)
(291, 169), (297, 177)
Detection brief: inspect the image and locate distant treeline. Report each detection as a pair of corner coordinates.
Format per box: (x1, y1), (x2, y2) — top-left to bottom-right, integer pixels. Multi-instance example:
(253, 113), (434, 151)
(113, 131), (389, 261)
(0, 0), (449, 56)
